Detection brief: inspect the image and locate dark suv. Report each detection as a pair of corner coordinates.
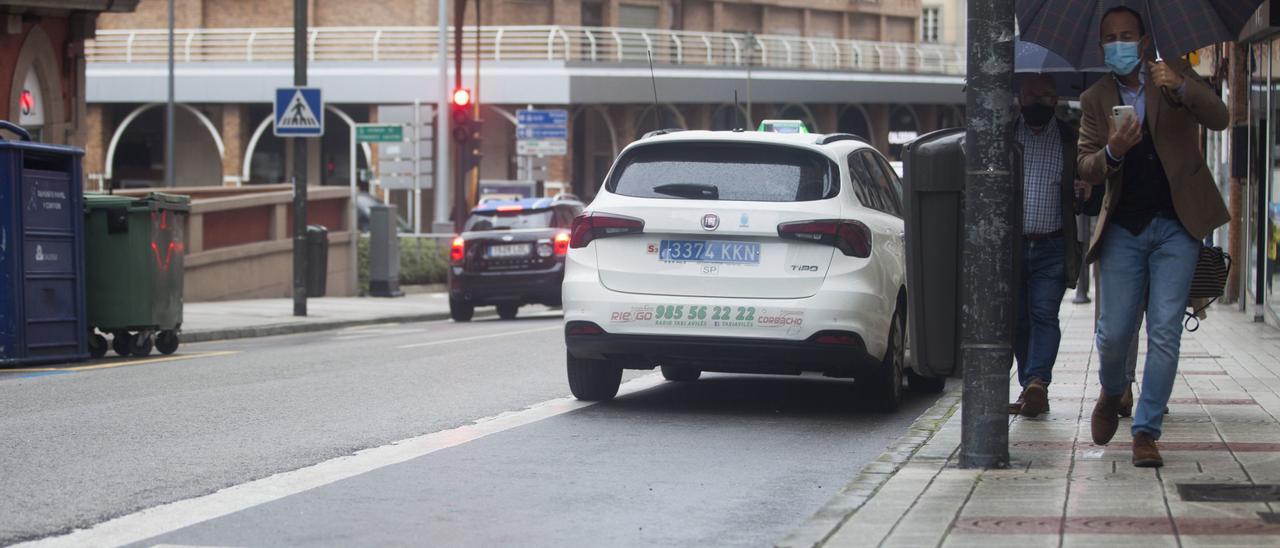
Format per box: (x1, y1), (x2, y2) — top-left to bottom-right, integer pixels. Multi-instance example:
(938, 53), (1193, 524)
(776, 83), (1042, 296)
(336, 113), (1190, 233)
(448, 196), (584, 321)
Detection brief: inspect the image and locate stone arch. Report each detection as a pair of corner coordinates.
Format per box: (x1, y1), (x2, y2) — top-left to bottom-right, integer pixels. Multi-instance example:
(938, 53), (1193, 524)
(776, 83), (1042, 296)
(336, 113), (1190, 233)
(572, 104), (619, 200)
(710, 104), (750, 130)
(570, 104), (619, 157)
(104, 103), (225, 184)
(837, 105), (873, 140)
(242, 105), (372, 183)
(9, 26), (65, 143)
(888, 105), (921, 161)
(777, 103), (819, 132)
(633, 104), (686, 139)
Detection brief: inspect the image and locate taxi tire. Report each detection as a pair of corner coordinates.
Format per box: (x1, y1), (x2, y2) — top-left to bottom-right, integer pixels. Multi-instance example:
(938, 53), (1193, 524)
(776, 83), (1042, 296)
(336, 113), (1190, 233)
(450, 298), (474, 322)
(567, 352), (623, 401)
(496, 304), (519, 320)
(861, 308), (904, 413)
(907, 369), (946, 394)
(660, 365), (701, 382)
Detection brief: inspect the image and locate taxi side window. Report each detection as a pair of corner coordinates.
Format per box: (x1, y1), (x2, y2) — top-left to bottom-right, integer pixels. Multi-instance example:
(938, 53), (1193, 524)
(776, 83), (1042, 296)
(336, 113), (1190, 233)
(860, 151), (902, 217)
(873, 154), (906, 212)
(846, 153), (879, 211)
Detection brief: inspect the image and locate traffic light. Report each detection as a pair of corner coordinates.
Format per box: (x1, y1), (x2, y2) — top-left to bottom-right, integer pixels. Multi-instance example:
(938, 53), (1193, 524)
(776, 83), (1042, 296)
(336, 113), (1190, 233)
(450, 87), (473, 143)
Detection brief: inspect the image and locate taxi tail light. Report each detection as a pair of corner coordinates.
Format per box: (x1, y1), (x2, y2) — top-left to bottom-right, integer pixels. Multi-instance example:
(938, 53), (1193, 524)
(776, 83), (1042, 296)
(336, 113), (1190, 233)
(450, 236), (465, 264)
(810, 331), (864, 347)
(554, 231), (571, 256)
(777, 219), (872, 258)
(569, 212), (645, 249)
(566, 321), (605, 336)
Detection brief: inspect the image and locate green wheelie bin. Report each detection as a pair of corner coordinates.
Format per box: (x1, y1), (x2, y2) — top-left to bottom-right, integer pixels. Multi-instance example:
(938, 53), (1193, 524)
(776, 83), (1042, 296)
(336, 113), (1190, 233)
(83, 192), (190, 358)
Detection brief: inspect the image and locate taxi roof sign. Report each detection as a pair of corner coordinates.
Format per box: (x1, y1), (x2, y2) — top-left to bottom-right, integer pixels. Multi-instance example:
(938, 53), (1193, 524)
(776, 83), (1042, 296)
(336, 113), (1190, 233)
(757, 119), (809, 134)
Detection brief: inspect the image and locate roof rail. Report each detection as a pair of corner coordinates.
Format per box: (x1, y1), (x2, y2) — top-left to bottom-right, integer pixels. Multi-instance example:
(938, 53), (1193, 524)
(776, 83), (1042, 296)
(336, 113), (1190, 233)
(641, 128), (685, 139)
(817, 133), (871, 145)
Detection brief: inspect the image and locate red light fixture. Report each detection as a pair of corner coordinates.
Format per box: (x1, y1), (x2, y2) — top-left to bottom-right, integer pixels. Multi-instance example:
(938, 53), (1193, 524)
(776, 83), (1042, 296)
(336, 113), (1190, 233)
(554, 231), (571, 256)
(19, 90), (33, 114)
(451, 88), (472, 108)
(777, 219), (872, 258)
(450, 236), (465, 264)
(568, 212), (645, 249)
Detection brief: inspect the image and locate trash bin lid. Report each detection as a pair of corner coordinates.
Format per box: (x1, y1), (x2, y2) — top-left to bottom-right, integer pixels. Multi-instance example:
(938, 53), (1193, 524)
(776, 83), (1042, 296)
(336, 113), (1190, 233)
(83, 193), (136, 210)
(142, 192), (191, 212)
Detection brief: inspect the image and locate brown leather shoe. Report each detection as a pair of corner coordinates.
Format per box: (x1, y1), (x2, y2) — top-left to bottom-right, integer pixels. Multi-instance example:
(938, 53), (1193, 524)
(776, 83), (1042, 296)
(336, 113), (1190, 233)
(1020, 379), (1049, 417)
(1091, 390), (1124, 445)
(1132, 431), (1163, 467)
(1119, 384), (1133, 418)
(1008, 396), (1024, 414)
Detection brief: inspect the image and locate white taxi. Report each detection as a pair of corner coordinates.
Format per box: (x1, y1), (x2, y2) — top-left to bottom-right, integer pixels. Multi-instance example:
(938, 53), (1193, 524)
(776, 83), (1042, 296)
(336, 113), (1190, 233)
(562, 129), (942, 410)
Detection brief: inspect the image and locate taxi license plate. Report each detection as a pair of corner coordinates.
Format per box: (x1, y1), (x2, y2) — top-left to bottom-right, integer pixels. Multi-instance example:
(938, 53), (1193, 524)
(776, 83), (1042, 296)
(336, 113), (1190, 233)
(659, 240), (760, 264)
(487, 243), (531, 258)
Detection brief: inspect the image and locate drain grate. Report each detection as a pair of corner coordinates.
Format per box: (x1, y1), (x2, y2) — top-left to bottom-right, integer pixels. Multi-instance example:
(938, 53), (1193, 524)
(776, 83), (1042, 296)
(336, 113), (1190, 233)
(1178, 484), (1280, 502)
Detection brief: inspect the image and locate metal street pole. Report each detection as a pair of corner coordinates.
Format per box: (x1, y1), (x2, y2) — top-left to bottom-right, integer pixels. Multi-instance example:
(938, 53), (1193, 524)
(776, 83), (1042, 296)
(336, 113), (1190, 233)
(292, 0), (308, 317)
(165, 0), (174, 188)
(959, 0), (1014, 469)
(452, 0), (467, 233)
(434, 0), (451, 228)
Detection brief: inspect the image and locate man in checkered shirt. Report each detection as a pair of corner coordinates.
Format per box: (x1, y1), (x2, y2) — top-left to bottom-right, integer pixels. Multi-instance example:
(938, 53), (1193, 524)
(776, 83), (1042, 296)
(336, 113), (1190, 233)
(1008, 74), (1085, 418)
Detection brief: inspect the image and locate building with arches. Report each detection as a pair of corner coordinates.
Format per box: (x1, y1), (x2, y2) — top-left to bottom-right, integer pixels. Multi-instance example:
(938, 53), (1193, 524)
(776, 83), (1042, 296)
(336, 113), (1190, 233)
(0, 0), (138, 146)
(84, 0), (966, 227)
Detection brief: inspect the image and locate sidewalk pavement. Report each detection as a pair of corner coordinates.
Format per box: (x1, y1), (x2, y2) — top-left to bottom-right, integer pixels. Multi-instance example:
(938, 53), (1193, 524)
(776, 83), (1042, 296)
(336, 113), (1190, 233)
(180, 292), (507, 343)
(784, 300), (1280, 547)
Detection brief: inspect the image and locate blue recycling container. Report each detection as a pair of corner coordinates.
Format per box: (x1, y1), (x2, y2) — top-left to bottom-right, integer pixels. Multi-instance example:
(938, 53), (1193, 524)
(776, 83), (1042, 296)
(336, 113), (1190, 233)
(0, 122), (88, 366)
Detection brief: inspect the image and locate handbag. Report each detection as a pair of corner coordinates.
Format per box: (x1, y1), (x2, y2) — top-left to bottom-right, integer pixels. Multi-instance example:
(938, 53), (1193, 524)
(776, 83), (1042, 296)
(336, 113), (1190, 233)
(1184, 246), (1231, 332)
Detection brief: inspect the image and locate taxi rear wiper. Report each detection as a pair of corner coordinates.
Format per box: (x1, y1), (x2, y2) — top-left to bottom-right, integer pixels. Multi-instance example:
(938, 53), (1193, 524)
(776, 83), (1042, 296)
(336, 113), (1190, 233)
(652, 183), (719, 200)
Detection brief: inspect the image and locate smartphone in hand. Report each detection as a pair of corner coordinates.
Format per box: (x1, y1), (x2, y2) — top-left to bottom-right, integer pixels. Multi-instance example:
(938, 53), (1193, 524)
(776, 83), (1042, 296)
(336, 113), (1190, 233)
(1112, 105), (1136, 128)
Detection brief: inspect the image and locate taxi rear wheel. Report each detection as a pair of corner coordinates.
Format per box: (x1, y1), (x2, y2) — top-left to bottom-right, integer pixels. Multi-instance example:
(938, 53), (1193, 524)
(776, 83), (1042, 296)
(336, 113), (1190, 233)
(860, 308), (904, 413)
(567, 352), (623, 401)
(449, 298), (474, 322)
(660, 365), (701, 382)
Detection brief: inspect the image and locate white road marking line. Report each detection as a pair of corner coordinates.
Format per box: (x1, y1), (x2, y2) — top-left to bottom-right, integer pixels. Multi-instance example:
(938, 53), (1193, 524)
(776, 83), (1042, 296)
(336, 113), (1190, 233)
(395, 325), (560, 349)
(19, 373), (666, 548)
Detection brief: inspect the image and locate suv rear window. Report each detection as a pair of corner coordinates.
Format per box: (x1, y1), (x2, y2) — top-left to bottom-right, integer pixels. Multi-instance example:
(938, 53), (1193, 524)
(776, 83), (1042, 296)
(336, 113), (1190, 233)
(606, 142), (838, 202)
(464, 209), (554, 231)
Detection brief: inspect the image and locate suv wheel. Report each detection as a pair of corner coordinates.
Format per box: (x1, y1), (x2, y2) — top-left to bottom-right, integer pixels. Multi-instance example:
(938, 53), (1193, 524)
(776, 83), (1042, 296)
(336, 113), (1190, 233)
(567, 351), (623, 401)
(450, 298), (474, 322)
(860, 308), (904, 413)
(496, 303), (519, 320)
(660, 365), (701, 382)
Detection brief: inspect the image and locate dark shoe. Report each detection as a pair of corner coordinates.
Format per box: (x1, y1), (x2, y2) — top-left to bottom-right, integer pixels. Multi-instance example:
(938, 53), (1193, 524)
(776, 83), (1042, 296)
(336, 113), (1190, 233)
(1008, 396), (1024, 414)
(1119, 385), (1133, 418)
(1132, 431), (1164, 467)
(1091, 391), (1124, 445)
(1020, 379), (1049, 417)
(1073, 295), (1092, 304)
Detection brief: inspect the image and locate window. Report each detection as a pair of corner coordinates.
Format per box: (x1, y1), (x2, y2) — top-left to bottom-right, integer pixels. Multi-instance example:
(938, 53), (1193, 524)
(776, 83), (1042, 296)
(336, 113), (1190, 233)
(861, 151), (903, 217)
(847, 152), (879, 211)
(922, 7), (940, 43)
(608, 142), (837, 202)
(618, 4), (660, 28)
(465, 210), (555, 231)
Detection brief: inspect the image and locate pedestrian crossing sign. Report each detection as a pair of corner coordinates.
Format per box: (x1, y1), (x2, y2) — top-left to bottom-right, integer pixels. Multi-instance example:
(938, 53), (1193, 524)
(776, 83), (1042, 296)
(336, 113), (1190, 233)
(274, 87), (324, 137)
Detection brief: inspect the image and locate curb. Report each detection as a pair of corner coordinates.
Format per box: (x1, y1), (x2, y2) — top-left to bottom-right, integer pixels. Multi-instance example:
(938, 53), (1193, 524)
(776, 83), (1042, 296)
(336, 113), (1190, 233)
(181, 310), (498, 344)
(776, 386), (962, 548)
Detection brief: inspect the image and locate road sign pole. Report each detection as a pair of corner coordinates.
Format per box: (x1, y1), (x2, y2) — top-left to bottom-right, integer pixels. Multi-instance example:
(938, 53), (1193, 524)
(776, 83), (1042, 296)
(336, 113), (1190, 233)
(349, 121), (358, 296)
(959, 0), (1013, 469)
(434, 0), (450, 229)
(413, 99), (422, 235)
(292, 0), (308, 317)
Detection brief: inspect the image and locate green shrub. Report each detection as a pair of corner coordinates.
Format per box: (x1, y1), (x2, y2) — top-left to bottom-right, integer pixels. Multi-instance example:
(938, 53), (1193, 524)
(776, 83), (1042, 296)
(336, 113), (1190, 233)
(356, 235), (449, 294)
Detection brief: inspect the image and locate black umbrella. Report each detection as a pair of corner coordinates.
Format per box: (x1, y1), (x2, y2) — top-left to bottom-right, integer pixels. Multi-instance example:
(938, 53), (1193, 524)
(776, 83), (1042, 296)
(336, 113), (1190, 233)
(1016, 0), (1263, 68)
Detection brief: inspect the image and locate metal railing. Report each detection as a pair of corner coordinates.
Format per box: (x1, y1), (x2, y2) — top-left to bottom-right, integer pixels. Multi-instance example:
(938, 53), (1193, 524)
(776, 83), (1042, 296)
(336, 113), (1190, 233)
(86, 25), (965, 75)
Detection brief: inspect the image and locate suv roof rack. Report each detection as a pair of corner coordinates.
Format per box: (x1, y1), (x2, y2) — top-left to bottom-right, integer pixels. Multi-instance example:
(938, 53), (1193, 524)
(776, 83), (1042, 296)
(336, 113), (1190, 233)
(817, 133), (871, 145)
(641, 128), (685, 139)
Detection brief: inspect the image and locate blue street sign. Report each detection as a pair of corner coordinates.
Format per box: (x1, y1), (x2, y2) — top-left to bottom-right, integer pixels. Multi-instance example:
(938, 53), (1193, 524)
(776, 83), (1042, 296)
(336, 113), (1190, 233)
(274, 87), (324, 137)
(516, 126), (569, 139)
(516, 109), (568, 127)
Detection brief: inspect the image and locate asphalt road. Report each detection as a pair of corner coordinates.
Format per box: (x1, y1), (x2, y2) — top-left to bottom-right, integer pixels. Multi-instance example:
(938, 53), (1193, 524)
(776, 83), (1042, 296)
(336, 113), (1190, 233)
(1, 311), (941, 546)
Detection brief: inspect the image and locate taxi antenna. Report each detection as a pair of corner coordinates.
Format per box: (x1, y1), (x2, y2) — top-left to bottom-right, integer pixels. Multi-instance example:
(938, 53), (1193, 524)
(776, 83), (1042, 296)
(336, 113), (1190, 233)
(647, 49), (660, 131)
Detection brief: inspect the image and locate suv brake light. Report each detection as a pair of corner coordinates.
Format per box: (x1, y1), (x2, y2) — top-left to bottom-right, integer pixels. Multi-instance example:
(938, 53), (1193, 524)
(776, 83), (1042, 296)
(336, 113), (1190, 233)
(777, 219), (872, 258)
(569, 212), (645, 249)
(450, 236), (465, 264)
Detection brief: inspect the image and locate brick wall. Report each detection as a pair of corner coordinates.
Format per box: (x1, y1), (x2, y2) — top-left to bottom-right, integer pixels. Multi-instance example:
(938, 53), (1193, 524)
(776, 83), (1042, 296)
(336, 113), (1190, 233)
(846, 13), (879, 41)
(762, 6), (801, 35)
(808, 10), (839, 38)
(682, 0), (712, 31)
(884, 15), (914, 42)
(315, 0), (417, 26)
(718, 3), (760, 33)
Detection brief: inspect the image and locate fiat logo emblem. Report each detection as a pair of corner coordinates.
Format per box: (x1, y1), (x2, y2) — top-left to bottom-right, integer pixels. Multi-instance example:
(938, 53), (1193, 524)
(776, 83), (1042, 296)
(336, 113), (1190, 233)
(702, 213), (719, 231)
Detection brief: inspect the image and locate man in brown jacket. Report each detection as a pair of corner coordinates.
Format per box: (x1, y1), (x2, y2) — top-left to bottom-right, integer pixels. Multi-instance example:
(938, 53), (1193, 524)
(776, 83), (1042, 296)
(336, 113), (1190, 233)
(1077, 7), (1229, 468)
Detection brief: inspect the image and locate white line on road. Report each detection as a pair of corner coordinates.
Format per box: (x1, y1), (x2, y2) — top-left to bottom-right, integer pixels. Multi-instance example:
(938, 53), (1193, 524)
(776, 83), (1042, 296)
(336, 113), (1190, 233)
(395, 325), (560, 349)
(19, 373), (666, 548)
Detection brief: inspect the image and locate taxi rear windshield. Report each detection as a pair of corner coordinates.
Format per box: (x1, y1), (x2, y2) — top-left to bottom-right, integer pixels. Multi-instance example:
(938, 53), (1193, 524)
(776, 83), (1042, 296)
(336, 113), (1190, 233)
(606, 142), (838, 202)
(464, 209), (554, 231)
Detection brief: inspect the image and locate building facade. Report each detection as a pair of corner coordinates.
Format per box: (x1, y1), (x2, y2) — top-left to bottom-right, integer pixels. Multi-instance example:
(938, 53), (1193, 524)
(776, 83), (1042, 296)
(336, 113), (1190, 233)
(87, 0), (965, 228)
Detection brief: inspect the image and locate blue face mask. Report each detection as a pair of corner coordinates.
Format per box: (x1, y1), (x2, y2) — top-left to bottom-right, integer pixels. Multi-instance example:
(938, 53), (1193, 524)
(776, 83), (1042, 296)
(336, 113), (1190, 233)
(1104, 41), (1141, 75)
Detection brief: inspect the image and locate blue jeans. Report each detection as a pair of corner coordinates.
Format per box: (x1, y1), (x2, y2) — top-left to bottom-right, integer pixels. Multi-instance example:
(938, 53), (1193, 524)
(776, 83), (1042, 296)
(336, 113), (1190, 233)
(1014, 236), (1067, 387)
(1095, 217), (1200, 439)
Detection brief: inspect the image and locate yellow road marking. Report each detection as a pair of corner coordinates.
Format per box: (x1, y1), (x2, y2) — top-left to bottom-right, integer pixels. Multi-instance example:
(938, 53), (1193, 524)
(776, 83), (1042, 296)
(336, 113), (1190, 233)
(1, 351), (239, 373)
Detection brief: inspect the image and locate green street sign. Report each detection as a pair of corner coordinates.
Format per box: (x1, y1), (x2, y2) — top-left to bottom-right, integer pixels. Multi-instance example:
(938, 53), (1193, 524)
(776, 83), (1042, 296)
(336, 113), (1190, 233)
(356, 124), (405, 143)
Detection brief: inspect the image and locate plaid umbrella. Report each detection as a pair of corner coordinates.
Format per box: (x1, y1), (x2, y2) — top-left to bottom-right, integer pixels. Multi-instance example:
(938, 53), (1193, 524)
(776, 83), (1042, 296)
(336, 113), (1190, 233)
(1016, 0), (1263, 68)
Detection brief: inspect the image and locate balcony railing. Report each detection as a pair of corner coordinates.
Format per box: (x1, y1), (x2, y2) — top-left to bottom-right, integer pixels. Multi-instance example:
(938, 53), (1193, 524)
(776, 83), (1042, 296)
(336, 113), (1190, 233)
(86, 25), (965, 75)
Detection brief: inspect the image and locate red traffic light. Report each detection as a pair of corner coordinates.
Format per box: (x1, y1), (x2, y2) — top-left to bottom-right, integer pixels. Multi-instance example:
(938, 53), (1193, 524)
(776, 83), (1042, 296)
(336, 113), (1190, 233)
(451, 88), (472, 108)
